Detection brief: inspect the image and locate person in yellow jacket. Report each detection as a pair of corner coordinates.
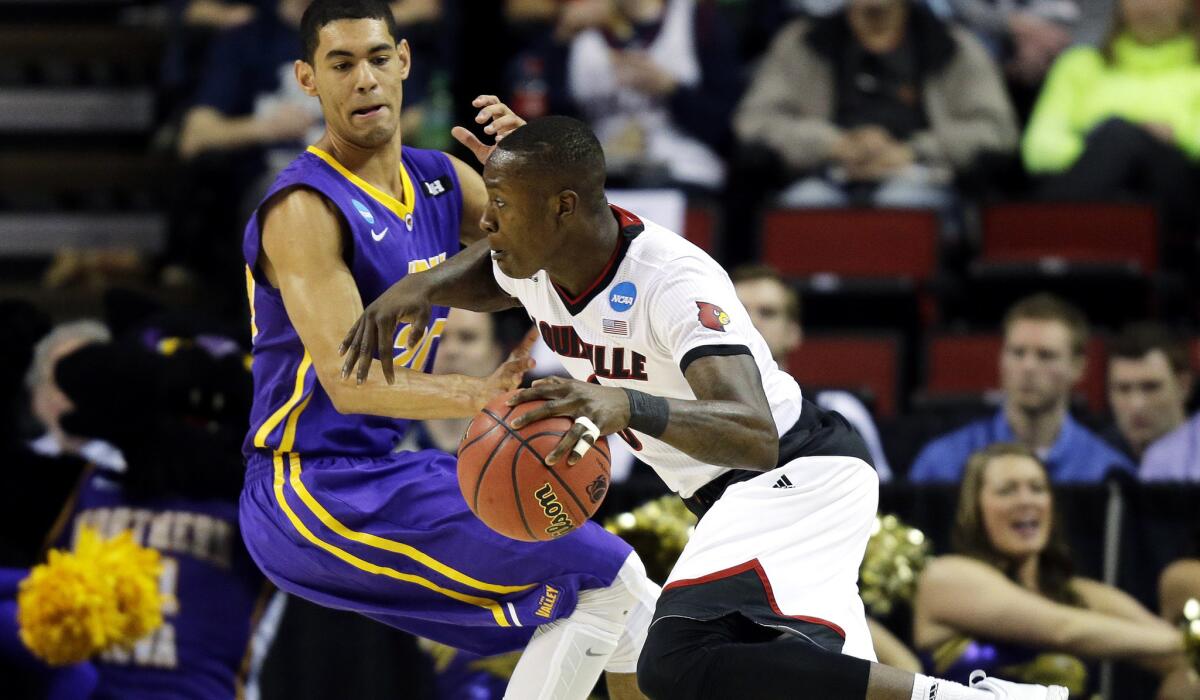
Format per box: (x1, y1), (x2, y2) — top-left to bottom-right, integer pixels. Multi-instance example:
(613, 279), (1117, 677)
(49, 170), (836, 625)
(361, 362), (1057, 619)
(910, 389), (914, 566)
(1022, 0), (1200, 240)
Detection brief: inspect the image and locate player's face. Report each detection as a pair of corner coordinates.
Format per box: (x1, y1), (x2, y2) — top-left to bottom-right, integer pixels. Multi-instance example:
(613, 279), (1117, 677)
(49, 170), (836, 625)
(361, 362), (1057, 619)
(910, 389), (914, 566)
(1000, 319), (1082, 415)
(978, 455), (1053, 561)
(480, 152), (559, 279)
(300, 19), (409, 149)
(1108, 350), (1188, 454)
(432, 309), (505, 378)
(734, 279), (801, 365)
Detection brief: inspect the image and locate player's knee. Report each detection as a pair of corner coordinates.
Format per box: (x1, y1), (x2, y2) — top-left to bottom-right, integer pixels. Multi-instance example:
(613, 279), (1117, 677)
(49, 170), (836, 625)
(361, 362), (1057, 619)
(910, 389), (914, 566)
(596, 553), (659, 674)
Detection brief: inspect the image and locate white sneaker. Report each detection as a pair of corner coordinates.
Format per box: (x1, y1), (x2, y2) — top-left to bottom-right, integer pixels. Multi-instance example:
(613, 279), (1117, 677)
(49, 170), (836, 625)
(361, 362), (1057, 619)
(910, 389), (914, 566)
(968, 670), (1069, 700)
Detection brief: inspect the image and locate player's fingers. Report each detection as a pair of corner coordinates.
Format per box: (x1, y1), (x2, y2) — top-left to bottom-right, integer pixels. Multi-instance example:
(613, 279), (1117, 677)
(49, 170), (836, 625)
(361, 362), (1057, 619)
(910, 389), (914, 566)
(511, 399), (571, 430)
(355, 322), (376, 384)
(339, 316), (361, 356)
(472, 95), (500, 108)
(566, 430), (596, 466)
(452, 126), (492, 165)
(546, 424), (589, 466)
(376, 317), (395, 385)
(341, 319), (367, 378)
(476, 103), (509, 123)
(484, 114), (525, 137)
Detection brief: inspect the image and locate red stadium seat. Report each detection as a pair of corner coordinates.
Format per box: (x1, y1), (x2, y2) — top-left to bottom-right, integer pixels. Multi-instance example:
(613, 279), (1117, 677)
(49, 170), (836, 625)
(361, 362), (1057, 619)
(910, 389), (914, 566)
(684, 204), (716, 255)
(787, 334), (900, 418)
(981, 202), (1158, 273)
(925, 333), (1108, 415)
(761, 208), (940, 281)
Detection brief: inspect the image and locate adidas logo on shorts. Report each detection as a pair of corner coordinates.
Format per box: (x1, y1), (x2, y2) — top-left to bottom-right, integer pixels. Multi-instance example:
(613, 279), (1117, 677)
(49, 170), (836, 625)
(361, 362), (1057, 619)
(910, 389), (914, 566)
(772, 474), (795, 489)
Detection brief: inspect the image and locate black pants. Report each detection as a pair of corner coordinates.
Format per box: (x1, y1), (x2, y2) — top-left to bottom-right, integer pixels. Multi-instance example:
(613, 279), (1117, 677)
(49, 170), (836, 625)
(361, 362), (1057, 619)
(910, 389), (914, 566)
(1039, 117), (1200, 240)
(637, 613), (872, 700)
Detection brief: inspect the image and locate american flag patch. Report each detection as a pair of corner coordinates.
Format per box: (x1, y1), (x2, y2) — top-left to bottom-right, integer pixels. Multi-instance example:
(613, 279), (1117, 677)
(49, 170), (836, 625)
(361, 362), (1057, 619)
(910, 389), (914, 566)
(601, 318), (629, 336)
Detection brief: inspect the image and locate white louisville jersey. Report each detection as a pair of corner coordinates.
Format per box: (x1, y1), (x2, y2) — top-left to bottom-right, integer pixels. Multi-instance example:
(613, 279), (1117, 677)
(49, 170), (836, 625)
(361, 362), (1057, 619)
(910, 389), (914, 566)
(494, 205), (803, 498)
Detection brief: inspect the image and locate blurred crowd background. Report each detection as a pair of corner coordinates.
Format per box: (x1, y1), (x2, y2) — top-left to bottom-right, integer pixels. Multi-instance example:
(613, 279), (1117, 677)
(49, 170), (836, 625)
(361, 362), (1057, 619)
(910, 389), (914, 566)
(2, 0), (1200, 698)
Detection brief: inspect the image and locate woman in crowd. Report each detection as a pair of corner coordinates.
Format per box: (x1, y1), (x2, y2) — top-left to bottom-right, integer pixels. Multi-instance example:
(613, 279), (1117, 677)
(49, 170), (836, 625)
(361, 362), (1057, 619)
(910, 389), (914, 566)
(1022, 0), (1200, 247)
(914, 443), (1199, 698)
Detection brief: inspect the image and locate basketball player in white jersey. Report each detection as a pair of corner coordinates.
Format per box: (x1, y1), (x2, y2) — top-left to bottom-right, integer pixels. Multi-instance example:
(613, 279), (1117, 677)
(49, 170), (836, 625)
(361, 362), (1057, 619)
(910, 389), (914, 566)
(341, 116), (1067, 700)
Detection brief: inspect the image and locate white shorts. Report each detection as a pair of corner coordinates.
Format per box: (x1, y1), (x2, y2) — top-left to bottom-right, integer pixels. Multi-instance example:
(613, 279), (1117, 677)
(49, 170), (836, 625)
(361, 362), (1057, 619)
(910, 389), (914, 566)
(657, 454), (879, 661)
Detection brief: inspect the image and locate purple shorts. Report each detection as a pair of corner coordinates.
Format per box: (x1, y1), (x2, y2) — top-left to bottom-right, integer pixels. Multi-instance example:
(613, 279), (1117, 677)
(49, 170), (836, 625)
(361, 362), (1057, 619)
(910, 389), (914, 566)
(240, 449), (631, 656)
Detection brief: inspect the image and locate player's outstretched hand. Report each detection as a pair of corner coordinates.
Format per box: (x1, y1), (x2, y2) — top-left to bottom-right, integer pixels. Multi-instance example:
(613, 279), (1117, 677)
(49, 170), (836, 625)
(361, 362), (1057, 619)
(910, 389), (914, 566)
(507, 376), (631, 466)
(478, 328), (539, 406)
(452, 95), (526, 165)
(339, 274), (434, 385)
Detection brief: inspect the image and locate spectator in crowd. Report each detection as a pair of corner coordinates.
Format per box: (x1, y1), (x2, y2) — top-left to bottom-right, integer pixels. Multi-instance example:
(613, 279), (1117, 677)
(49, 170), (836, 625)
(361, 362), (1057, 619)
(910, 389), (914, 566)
(1141, 409), (1200, 481)
(945, 0), (1075, 103)
(730, 263), (893, 481)
(522, 0), (742, 191)
(1105, 321), (1193, 460)
(732, 0), (1017, 214)
(909, 294), (1133, 483)
(24, 321), (124, 470)
(7, 319), (279, 699)
(914, 443), (1200, 697)
(1023, 0), (1200, 243)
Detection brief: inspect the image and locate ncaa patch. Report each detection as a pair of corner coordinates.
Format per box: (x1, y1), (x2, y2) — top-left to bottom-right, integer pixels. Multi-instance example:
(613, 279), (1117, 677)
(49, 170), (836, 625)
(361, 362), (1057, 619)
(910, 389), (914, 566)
(609, 281), (637, 312)
(351, 198), (375, 225)
(696, 301), (730, 332)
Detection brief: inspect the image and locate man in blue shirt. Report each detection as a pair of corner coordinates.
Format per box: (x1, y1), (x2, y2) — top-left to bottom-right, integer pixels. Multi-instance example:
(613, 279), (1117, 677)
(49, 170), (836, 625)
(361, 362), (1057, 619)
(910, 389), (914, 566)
(910, 294), (1133, 483)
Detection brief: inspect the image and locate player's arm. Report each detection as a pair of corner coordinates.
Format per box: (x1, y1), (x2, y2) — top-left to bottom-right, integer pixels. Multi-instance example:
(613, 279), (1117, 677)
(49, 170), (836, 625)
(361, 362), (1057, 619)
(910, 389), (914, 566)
(260, 187), (531, 418)
(507, 353), (779, 469)
(339, 237), (519, 382)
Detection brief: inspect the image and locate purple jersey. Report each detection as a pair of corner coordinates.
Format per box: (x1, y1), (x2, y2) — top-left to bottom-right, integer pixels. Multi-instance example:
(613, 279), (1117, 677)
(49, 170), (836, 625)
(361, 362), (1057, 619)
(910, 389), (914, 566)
(238, 144), (632, 660)
(60, 469), (278, 700)
(242, 145), (462, 458)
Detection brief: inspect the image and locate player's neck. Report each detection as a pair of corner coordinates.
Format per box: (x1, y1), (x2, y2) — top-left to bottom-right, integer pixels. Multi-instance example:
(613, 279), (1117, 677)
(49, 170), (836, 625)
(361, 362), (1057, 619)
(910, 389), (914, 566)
(546, 207), (621, 298)
(315, 132), (407, 206)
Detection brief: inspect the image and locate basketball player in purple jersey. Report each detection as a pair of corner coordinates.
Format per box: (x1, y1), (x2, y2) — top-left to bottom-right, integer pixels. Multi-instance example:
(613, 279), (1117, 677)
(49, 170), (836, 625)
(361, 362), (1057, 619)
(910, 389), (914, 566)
(343, 117), (1072, 700)
(238, 1), (658, 697)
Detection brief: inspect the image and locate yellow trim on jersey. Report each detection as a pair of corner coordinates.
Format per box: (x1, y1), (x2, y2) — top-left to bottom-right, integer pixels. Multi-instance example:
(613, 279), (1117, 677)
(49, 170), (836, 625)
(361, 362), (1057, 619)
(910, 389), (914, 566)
(306, 145), (415, 220)
(287, 454), (537, 596)
(278, 394), (312, 453)
(272, 453), (511, 626)
(253, 352), (313, 449)
(245, 265), (259, 342)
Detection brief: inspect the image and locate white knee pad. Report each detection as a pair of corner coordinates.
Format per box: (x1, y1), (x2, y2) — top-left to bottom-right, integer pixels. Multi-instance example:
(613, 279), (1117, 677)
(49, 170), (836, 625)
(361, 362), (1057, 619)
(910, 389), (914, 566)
(505, 553), (660, 699)
(604, 552), (660, 674)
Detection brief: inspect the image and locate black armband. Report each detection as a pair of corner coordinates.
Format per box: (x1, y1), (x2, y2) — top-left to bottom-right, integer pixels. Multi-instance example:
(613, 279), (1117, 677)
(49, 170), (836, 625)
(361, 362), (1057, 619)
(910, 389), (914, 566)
(623, 389), (669, 438)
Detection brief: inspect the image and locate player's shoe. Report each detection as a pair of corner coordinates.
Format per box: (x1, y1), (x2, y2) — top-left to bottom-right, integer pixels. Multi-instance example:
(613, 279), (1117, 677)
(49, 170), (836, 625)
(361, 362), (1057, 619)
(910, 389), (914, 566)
(968, 670), (1069, 700)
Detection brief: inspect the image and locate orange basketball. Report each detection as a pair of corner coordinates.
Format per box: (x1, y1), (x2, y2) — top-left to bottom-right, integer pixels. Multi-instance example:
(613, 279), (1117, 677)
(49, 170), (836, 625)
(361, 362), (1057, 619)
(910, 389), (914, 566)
(458, 391), (611, 542)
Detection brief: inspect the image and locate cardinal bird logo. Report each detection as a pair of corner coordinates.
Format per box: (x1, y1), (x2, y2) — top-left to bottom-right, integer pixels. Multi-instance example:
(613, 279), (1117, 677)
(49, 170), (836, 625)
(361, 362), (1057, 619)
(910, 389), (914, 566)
(696, 301), (730, 331)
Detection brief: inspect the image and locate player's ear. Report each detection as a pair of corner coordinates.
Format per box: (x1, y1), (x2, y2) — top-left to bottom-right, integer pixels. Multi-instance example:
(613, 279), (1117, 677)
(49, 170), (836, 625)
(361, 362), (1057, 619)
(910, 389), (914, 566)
(556, 190), (578, 222)
(396, 39), (412, 80)
(295, 60), (318, 97)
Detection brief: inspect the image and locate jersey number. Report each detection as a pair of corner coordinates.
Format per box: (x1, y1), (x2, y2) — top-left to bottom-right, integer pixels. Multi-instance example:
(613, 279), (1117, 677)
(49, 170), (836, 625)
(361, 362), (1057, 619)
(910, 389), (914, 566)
(393, 318), (447, 371)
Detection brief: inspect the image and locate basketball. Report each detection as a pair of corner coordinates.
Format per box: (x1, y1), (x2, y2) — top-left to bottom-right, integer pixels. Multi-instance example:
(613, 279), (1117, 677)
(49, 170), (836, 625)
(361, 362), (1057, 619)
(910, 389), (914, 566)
(457, 391), (611, 542)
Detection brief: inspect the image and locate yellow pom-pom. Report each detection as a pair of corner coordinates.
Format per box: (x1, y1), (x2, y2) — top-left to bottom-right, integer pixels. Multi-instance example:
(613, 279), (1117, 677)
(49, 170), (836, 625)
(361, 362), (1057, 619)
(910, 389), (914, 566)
(859, 514), (932, 616)
(17, 527), (163, 666)
(604, 496), (697, 584)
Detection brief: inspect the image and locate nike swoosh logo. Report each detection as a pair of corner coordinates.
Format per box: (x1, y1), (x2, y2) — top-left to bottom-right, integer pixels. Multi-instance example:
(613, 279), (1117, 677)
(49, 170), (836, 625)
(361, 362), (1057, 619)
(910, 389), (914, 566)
(371, 227), (389, 242)
(584, 648), (605, 657)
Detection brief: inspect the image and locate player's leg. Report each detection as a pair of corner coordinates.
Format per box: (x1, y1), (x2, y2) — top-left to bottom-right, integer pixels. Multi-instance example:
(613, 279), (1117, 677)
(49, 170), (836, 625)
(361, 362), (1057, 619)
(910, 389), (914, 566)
(638, 454), (1065, 700)
(639, 614), (1062, 700)
(505, 552), (659, 700)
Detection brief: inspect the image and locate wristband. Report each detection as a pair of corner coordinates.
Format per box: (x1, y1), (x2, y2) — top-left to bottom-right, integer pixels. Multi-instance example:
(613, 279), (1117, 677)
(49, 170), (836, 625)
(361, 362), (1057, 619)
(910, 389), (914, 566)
(623, 389), (669, 438)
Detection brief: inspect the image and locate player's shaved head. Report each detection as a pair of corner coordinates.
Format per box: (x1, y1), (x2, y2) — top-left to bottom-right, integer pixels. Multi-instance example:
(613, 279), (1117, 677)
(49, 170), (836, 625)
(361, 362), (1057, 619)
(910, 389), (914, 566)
(300, 0), (399, 64)
(492, 117), (608, 208)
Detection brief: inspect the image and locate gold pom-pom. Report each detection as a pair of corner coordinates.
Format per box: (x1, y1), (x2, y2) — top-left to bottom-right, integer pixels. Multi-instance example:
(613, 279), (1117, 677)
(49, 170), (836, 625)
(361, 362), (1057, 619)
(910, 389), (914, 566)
(1183, 597), (1200, 676)
(18, 527), (163, 666)
(858, 514), (932, 616)
(604, 496), (697, 584)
